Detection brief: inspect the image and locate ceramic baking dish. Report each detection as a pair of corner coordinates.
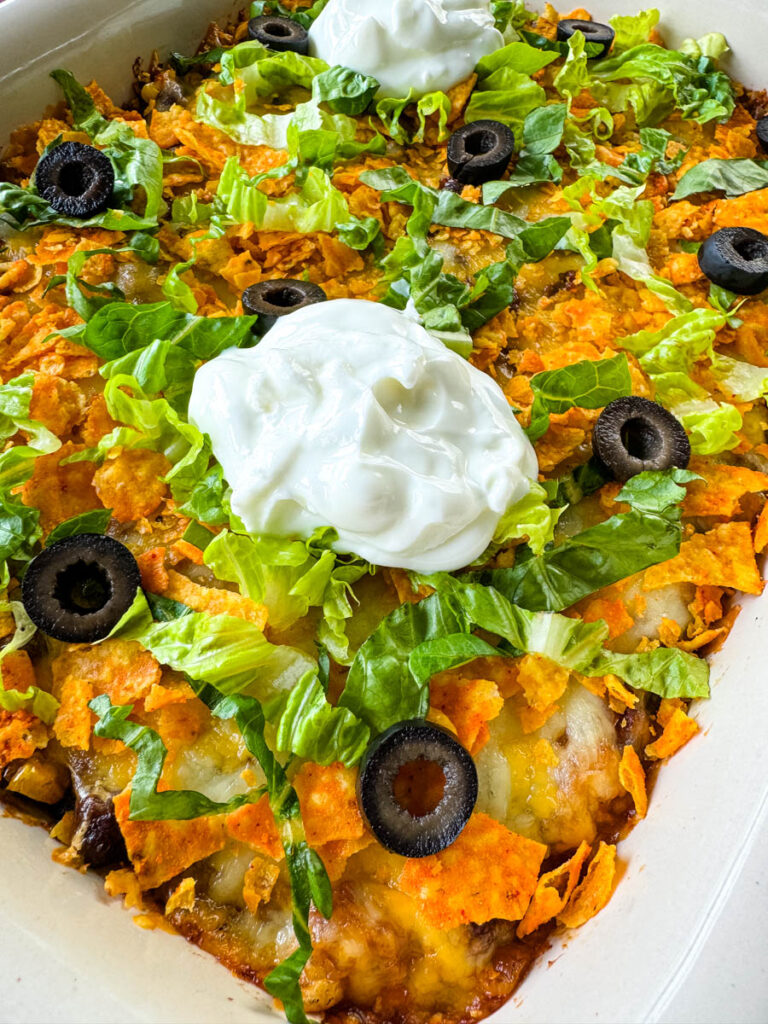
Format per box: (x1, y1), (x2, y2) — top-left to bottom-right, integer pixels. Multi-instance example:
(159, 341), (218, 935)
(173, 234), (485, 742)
(0, 1), (767, 1021)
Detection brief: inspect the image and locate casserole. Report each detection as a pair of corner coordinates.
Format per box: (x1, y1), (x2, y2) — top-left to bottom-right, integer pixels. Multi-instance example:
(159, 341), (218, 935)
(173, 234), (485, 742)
(1, 1), (767, 1022)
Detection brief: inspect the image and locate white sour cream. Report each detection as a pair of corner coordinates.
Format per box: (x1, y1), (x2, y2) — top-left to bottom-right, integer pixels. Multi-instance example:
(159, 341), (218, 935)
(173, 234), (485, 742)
(189, 299), (537, 572)
(308, 0), (504, 99)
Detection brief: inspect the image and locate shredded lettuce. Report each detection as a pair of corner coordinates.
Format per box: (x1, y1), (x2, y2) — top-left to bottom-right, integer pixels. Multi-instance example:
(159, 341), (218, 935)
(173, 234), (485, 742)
(467, 40), (557, 129)
(0, 681), (58, 723)
(609, 9), (660, 52)
(673, 158), (768, 200)
(483, 468), (697, 612)
(527, 353), (633, 442)
(480, 481), (563, 561)
(374, 90), (453, 145)
(270, 669), (370, 765)
(204, 527), (371, 663)
(46, 509), (112, 545)
(483, 103), (567, 197)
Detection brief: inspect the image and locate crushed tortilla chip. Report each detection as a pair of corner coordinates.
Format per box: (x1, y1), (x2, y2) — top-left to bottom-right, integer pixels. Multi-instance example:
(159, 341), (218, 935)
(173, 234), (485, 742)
(1, 650), (36, 692)
(21, 442), (100, 533)
(52, 640), (162, 709)
(243, 856), (281, 913)
(618, 745), (648, 819)
(430, 678), (503, 754)
(137, 546), (170, 593)
(683, 461), (768, 518)
(580, 596), (634, 639)
(29, 373), (86, 436)
(165, 876), (196, 915)
(114, 788), (227, 889)
(398, 813), (546, 929)
(645, 707), (699, 760)
(93, 449), (171, 523)
(557, 841), (617, 929)
(157, 569), (268, 629)
(227, 795), (283, 860)
(512, 654), (571, 713)
(0, 709), (48, 768)
(755, 502), (768, 554)
(316, 833), (375, 882)
(517, 841), (592, 938)
(292, 761), (364, 846)
(643, 522), (763, 595)
(142, 680), (195, 713)
(52, 675), (94, 750)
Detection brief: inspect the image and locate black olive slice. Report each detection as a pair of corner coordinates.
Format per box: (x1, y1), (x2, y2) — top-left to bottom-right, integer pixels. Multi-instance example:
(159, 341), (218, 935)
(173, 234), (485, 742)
(447, 120), (515, 186)
(242, 279), (327, 332)
(35, 141), (115, 219)
(247, 15), (309, 54)
(556, 18), (615, 58)
(357, 719), (478, 859)
(75, 793), (128, 867)
(593, 396), (691, 482)
(757, 117), (768, 154)
(22, 534), (141, 644)
(698, 227), (768, 296)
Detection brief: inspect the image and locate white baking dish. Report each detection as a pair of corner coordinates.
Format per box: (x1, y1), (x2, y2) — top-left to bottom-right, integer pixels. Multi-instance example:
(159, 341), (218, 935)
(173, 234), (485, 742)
(1, 2), (767, 1022)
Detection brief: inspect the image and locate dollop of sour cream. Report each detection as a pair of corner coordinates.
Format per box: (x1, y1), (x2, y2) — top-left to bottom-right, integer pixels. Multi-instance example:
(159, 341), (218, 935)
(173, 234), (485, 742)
(308, 0), (504, 99)
(189, 299), (537, 572)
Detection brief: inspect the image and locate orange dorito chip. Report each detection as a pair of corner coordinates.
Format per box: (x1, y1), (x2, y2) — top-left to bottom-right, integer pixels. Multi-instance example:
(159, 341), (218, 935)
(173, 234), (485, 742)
(52, 640), (162, 709)
(517, 841), (592, 938)
(113, 789), (227, 889)
(137, 547), (170, 594)
(226, 795), (283, 860)
(398, 813), (547, 930)
(293, 762), (364, 846)
(243, 856), (281, 914)
(645, 708), (699, 760)
(557, 841), (617, 929)
(160, 570), (268, 630)
(316, 833), (375, 882)
(430, 678), (504, 754)
(29, 373), (86, 437)
(0, 710), (48, 768)
(580, 596), (634, 639)
(1, 650), (36, 693)
(515, 654), (570, 713)
(618, 745), (648, 819)
(643, 522), (763, 595)
(52, 676), (94, 750)
(755, 503), (768, 554)
(21, 442), (100, 533)
(683, 462), (768, 518)
(93, 449), (171, 523)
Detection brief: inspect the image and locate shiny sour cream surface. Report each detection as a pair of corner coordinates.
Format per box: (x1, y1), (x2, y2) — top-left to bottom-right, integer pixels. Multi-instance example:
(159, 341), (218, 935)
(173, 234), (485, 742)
(189, 299), (538, 572)
(308, 0), (504, 99)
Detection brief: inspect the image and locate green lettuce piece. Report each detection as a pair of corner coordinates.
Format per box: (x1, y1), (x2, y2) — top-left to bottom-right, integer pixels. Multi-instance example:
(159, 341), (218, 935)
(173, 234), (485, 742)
(543, 458), (610, 508)
(408, 633), (500, 689)
(161, 258), (198, 315)
(609, 9), (660, 52)
(312, 65), (378, 115)
(590, 43), (735, 126)
(712, 354), (768, 401)
(673, 158), (768, 199)
(527, 353), (633, 443)
(484, 468), (697, 611)
(0, 375), (60, 569)
(90, 694), (263, 819)
(271, 670), (370, 765)
(483, 103), (566, 197)
(479, 480), (563, 561)
(670, 396), (742, 455)
(490, 0), (534, 34)
(555, 29), (592, 103)
(372, 90), (452, 145)
(211, 156), (380, 250)
(108, 590), (280, 693)
(340, 575), (709, 732)
(616, 307), (725, 375)
(679, 33), (730, 61)
(46, 509), (112, 545)
(204, 528), (371, 663)
(0, 683), (59, 724)
(467, 40), (556, 128)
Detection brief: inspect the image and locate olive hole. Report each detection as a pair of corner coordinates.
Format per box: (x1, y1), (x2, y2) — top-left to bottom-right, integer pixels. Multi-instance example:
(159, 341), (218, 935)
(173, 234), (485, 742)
(265, 20), (291, 36)
(621, 417), (661, 461)
(58, 161), (91, 197)
(733, 237), (766, 263)
(465, 130), (496, 156)
(392, 758), (446, 818)
(54, 560), (112, 615)
(265, 285), (304, 308)
(581, 23), (599, 33)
